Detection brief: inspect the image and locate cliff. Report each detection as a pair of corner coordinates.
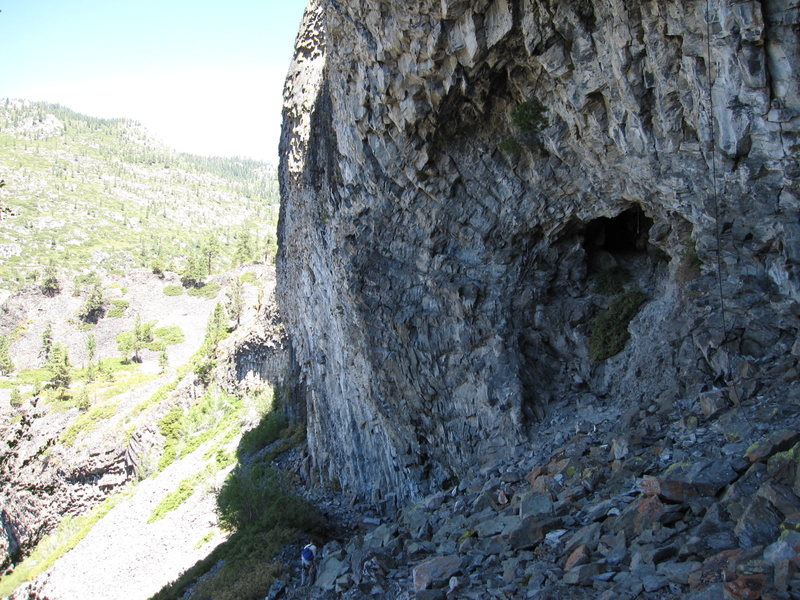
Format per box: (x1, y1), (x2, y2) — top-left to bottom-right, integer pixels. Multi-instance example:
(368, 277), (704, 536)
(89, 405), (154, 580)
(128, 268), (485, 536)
(277, 0), (799, 506)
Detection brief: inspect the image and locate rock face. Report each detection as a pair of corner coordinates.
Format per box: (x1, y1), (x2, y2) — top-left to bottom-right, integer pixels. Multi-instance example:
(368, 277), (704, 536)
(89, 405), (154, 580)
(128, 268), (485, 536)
(0, 399), (135, 571)
(277, 0), (800, 504)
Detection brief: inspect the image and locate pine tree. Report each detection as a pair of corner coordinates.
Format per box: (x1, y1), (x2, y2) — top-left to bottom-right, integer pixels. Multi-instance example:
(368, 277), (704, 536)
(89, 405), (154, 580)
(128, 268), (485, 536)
(86, 333), (96, 364)
(158, 350), (169, 372)
(181, 251), (205, 287)
(9, 387), (22, 407)
(227, 279), (244, 326)
(0, 335), (13, 375)
(79, 279), (106, 322)
(76, 387), (90, 411)
(201, 234), (221, 275)
(204, 303), (229, 350)
(234, 228), (254, 265)
(40, 260), (60, 296)
(85, 333), (97, 381)
(47, 343), (71, 397)
(132, 313), (153, 362)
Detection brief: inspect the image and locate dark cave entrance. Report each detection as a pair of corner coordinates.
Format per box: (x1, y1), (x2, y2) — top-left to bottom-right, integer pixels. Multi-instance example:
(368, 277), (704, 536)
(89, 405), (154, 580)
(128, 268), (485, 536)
(517, 204), (660, 427)
(583, 205), (653, 272)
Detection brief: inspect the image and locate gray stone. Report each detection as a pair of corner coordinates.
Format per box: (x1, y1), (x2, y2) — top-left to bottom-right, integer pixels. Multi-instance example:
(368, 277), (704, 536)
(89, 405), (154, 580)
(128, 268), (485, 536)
(658, 459), (738, 501)
(562, 563), (602, 585)
(412, 555), (463, 591)
(315, 556), (347, 591)
(517, 492), (554, 520)
(507, 517), (563, 550)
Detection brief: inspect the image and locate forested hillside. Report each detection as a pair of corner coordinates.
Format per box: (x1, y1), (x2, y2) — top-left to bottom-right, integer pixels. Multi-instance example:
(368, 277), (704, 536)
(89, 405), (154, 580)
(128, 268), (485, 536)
(0, 99), (279, 293)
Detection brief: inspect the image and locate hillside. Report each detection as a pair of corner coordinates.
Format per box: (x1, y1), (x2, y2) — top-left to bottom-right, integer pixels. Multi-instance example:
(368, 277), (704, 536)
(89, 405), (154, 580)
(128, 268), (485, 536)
(0, 100), (304, 599)
(0, 99), (278, 296)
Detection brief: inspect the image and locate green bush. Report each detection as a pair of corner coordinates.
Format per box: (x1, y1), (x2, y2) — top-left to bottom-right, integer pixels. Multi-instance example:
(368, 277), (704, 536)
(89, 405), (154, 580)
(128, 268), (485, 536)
(9, 387), (22, 407)
(107, 299), (130, 318)
(512, 99), (548, 137)
(497, 138), (523, 154)
(217, 463), (317, 533)
(588, 290), (647, 361)
(194, 358), (215, 385)
(593, 266), (631, 296)
(153, 326), (185, 346)
(163, 285), (184, 296)
(239, 412), (286, 457)
(187, 283), (221, 299)
(239, 271), (257, 284)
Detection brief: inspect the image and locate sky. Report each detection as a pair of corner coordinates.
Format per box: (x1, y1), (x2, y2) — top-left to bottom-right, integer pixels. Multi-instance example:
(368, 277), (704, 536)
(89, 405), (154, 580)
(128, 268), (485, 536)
(0, 0), (308, 163)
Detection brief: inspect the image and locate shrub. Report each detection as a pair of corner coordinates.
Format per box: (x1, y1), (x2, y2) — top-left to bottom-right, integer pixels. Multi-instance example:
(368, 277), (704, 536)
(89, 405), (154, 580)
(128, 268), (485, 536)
(9, 387), (22, 407)
(676, 237), (702, 283)
(239, 411), (286, 457)
(40, 262), (60, 296)
(239, 271), (257, 284)
(153, 326), (185, 346)
(588, 290), (647, 361)
(0, 335), (13, 375)
(163, 284), (184, 296)
(498, 138), (523, 154)
(76, 388), (91, 411)
(107, 299), (129, 318)
(217, 463), (318, 533)
(194, 359), (215, 385)
(593, 266), (631, 296)
(512, 99), (548, 137)
(187, 283), (221, 299)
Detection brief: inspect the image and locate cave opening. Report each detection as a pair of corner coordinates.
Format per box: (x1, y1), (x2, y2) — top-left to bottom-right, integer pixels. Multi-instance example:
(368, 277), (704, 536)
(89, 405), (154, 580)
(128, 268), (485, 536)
(583, 205), (653, 272)
(517, 204), (661, 429)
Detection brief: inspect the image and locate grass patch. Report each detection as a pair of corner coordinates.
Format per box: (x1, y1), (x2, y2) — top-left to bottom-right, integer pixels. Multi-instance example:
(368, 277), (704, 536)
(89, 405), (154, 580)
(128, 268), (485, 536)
(239, 271), (257, 284)
(163, 284), (184, 296)
(0, 486), (134, 598)
(148, 468), (209, 522)
(107, 299), (130, 318)
(588, 290), (648, 361)
(187, 283), (221, 299)
(194, 528), (218, 550)
(14, 367), (51, 387)
(60, 403), (119, 446)
(593, 266), (631, 296)
(94, 372), (158, 402)
(157, 389), (245, 472)
(153, 326), (185, 347)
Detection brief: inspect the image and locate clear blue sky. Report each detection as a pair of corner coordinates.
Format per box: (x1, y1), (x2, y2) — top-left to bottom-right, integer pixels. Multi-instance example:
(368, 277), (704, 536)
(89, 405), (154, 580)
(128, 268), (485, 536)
(0, 0), (308, 163)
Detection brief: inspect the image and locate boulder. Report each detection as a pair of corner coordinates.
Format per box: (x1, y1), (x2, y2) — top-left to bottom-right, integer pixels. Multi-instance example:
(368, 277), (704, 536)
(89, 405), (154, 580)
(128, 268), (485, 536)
(412, 555), (463, 591)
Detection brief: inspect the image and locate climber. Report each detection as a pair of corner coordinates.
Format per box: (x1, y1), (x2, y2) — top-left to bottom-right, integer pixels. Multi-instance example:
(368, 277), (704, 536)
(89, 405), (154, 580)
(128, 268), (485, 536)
(300, 541), (318, 585)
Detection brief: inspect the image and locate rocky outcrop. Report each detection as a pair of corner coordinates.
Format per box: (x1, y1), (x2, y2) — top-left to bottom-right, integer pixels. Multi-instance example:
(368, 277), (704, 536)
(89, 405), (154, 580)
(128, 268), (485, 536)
(269, 390), (800, 600)
(0, 399), (135, 571)
(278, 0), (799, 505)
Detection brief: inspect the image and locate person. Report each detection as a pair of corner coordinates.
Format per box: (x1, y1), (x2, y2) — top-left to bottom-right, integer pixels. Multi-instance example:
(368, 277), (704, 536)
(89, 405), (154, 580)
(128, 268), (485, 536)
(300, 541), (317, 585)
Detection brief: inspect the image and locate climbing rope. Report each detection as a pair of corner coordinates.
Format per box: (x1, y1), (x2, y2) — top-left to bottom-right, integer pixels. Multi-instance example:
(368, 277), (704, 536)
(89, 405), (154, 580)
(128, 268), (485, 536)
(705, 0), (744, 406)
(704, 0), (729, 336)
